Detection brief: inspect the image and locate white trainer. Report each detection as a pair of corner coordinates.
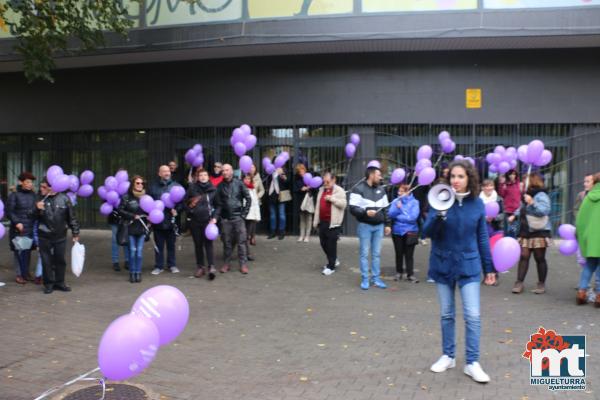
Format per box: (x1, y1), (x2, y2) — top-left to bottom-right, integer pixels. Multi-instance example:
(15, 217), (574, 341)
(322, 268), (335, 276)
(335, 258), (340, 267)
(464, 362), (490, 383)
(170, 266), (180, 273)
(151, 268), (163, 275)
(430, 355), (456, 373)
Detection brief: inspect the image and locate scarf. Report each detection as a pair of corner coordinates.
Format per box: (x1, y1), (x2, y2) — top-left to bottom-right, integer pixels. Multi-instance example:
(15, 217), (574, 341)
(455, 191), (471, 206)
(479, 190), (498, 204)
(132, 188), (146, 198)
(196, 181), (212, 192)
(244, 180), (254, 190)
(268, 173), (280, 196)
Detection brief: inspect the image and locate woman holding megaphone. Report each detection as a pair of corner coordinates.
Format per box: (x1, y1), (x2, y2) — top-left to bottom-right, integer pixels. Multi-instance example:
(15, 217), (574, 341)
(423, 160), (495, 384)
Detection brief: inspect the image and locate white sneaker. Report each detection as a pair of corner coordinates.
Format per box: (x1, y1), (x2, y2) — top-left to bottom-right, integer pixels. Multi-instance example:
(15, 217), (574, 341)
(170, 266), (180, 273)
(420, 239), (428, 246)
(335, 258), (340, 267)
(151, 268), (163, 275)
(297, 237), (304, 242)
(303, 237), (310, 243)
(464, 362), (490, 383)
(322, 268), (335, 276)
(430, 355), (455, 373)
(0, 282), (5, 287)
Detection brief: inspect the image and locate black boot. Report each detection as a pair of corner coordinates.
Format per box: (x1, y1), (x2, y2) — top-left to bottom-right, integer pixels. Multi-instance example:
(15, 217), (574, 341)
(124, 261), (129, 271)
(113, 262), (120, 272)
(278, 231), (285, 240)
(267, 232), (276, 239)
(136, 273), (142, 283)
(129, 273), (135, 283)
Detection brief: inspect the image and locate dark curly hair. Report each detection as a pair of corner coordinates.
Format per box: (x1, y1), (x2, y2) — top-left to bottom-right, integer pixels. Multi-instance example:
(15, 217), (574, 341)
(448, 160), (480, 198)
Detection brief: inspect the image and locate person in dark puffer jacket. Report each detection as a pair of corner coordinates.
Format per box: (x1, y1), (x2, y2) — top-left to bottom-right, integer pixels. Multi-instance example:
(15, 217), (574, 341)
(118, 175), (149, 283)
(7, 172), (38, 284)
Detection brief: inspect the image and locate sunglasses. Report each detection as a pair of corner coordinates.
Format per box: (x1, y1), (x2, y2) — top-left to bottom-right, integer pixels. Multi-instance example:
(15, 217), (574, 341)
(134, 181), (144, 185)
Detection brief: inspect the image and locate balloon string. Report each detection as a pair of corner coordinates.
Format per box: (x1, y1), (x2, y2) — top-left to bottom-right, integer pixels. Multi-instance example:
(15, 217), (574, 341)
(433, 152), (445, 169)
(33, 367), (103, 400)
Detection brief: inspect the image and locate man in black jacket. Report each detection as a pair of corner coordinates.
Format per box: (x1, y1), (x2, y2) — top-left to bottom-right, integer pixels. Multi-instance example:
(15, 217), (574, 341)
(148, 165), (183, 275)
(214, 164), (251, 274)
(349, 166), (392, 290)
(36, 177), (80, 294)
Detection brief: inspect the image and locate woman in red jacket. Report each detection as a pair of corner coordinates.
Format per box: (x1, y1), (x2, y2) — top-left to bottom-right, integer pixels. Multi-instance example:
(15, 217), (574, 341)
(498, 169), (521, 237)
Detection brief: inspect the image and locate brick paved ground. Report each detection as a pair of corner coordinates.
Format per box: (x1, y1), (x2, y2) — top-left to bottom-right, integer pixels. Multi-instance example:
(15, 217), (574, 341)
(0, 230), (597, 400)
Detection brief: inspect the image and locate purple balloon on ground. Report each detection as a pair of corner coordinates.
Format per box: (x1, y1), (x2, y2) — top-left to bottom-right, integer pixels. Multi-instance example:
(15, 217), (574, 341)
(417, 145), (433, 160)
(559, 240), (579, 256)
(97, 185), (108, 200)
(98, 313), (160, 381)
(115, 170), (129, 183)
(558, 224), (576, 240)
(131, 285), (190, 346)
(140, 195), (155, 214)
(148, 209), (164, 224)
(390, 168), (406, 185)
(80, 170), (94, 185)
(350, 133), (360, 146)
(205, 223), (219, 240)
(345, 143), (356, 159)
(418, 167), (436, 186)
(492, 237), (520, 272)
(169, 186), (186, 204)
(485, 201), (500, 218)
(77, 184), (94, 198)
(100, 202), (113, 216)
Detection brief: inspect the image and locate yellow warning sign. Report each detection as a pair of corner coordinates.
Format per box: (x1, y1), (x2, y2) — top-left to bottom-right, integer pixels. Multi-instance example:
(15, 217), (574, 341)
(466, 88), (482, 109)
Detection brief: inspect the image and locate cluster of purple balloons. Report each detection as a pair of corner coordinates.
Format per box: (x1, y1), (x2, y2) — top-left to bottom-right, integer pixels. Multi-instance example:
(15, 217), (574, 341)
(414, 145), (436, 186)
(185, 144), (204, 168)
(231, 124), (257, 157)
(0, 200), (5, 239)
(263, 151), (290, 175)
(345, 133), (360, 159)
(137, 185), (186, 225)
(98, 171), (131, 216)
(98, 285), (189, 381)
(46, 166), (95, 202)
(438, 131), (456, 154)
(486, 146), (518, 174)
(302, 172), (323, 189)
(492, 236), (520, 272)
(558, 224), (578, 256)
(517, 139), (553, 167)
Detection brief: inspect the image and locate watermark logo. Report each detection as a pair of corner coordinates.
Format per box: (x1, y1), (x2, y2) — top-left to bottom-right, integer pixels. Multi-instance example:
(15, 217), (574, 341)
(522, 327), (586, 391)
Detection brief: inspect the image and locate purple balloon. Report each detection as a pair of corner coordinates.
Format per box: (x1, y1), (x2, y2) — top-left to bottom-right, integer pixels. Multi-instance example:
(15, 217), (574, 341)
(273, 155), (286, 169)
(232, 128), (245, 144)
(417, 145), (433, 161)
(205, 223), (219, 241)
(438, 131), (451, 143)
(169, 186), (186, 204)
(98, 313), (160, 381)
(367, 160), (381, 169)
(239, 155), (253, 174)
(240, 124), (252, 136)
(131, 285), (190, 346)
(303, 173), (313, 186)
(498, 161), (511, 174)
(415, 158), (432, 174)
(192, 154), (204, 168)
(485, 201), (500, 218)
(192, 144), (203, 154)
(490, 153), (501, 164)
(465, 157), (475, 166)
(68, 175), (80, 193)
(535, 149), (553, 167)
(97, 185), (108, 200)
(106, 190), (120, 207)
(350, 133), (360, 146)
(509, 160), (518, 169)
(454, 155), (465, 161)
(77, 184), (94, 198)
(100, 202), (113, 216)
(161, 193), (175, 209)
(494, 145), (506, 155)
(117, 181), (130, 196)
(115, 170), (129, 183)
(148, 209), (164, 224)
(265, 164), (276, 175)
(559, 240), (579, 256)
(489, 164), (498, 173)
(527, 140), (545, 165)
(154, 200), (165, 212)
(105, 176), (118, 191)
(345, 143), (356, 159)
(243, 135), (257, 151)
(46, 165), (64, 185)
(517, 145), (529, 163)
(185, 149), (196, 165)
(234, 142), (247, 157)
(441, 139), (456, 154)
(492, 237), (520, 272)
(485, 153), (495, 164)
(262, 157), (272, 170)
(506, 147), (517, 158)
(309, 176), (323, 189)
(0, 224), (5, 240)
(140, 195), (155, 214)
(80, 170), (94, 185)
(558, 224), (576, 240)
(390, 168), (406, 185)
(51, 174), (71, 193)
(280, 151), (290, 162)
(418, 167), (436, 186)
(67, 192), (77, 205)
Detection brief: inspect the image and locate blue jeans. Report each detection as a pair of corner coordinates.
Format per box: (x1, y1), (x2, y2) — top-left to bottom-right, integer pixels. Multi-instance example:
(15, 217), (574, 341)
(154, 229), (176, 269)
(128, 235), (145, 274)
(110, 224), (129, 264)
(579, 257), (600, 293)
(13, 250), (32, 277)
(436, 281), (481, 364)
(269, 202), (286, 233)
(357, 223), (384, 280)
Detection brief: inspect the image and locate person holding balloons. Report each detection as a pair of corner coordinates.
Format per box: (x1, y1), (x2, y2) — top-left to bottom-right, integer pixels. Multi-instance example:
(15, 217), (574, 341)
(511, 173), (552, 295)
(117, 175), (149, 283)
(423, 160), (495, 383)
(498, 169), (521, 237)
(480, 179), (504, 286)
(35, 177), (80, 294)
(575, 172), (600, 307)
(185, 168), (218, 280)
(266, 166), (291, 240)
(388, 183), (420, 283)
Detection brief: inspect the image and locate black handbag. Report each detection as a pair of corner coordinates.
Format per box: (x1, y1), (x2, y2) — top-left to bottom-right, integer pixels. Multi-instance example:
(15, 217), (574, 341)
(405, 232), (419, 246)
(116, 222), (129, 246)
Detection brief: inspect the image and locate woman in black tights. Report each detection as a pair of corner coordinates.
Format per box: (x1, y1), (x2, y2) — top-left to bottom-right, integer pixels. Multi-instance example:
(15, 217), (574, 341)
(510, 173), (552, 294)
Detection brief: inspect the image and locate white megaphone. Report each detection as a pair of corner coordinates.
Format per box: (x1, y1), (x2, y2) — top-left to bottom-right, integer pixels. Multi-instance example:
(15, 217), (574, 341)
(428, 184), (455, 211)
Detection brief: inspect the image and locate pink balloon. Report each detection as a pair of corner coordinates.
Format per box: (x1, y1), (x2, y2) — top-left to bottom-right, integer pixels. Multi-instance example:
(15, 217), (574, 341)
(98, 313), (160, 381)
(345, 143), (356, 159)
(80, 170), (94, 185)
(205, 223), (219, 240)
(485, 201), (500, 218)
(131, 285), (190, 346)
(350, 133), (360, 146)
(77, 184), (94, 198)
(243, 135), (257, 151)
(527, 140), (545, 165)
(97, 185), (107, 200)
(559, 240), (579, 256)
(140, 195), (155, 214)
(558, 224), (576, 240)
(104, 176), (118, 191)
(417, 145), (433, 160)
(100, 202), (113, 216)
(390, 168), (406, 185)
(492, 237), (520, 272)
(51, 174), (71, 193)
(240, 155), (253, 174)
(234, 142), (247, 157)
(148, 209), (164, 224)
(418, 167), (436, 186)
